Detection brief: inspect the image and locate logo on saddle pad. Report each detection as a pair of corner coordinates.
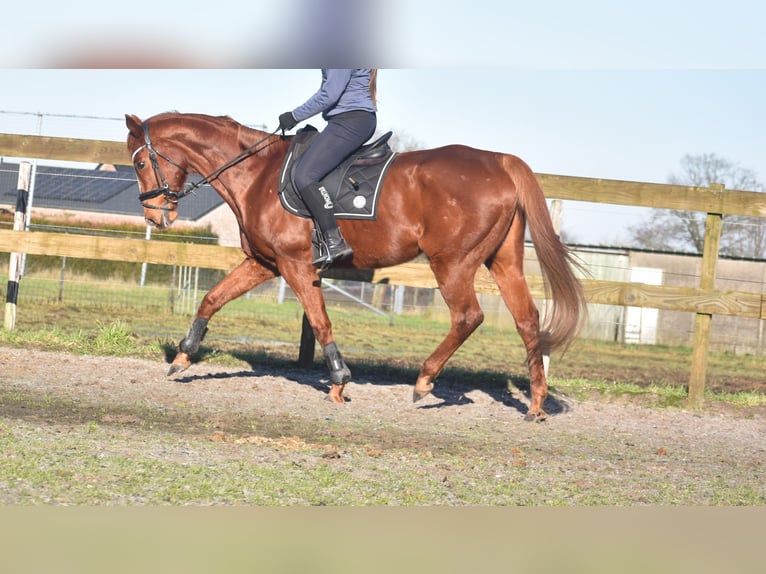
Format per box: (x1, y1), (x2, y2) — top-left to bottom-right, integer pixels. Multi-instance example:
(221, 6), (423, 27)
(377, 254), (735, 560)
(278, 125), (397, 220)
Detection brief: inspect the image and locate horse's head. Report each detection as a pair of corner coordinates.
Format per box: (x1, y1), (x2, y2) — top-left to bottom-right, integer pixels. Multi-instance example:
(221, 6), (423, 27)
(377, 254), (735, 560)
(126, 114), (189, 229)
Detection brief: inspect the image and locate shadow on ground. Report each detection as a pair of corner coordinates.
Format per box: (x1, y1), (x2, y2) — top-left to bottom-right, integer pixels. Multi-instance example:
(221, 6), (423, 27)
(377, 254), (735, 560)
(163, 343), (571, 418)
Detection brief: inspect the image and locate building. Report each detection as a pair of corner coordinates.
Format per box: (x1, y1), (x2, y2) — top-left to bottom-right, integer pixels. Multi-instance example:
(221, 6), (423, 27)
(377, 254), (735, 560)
(0, 159), (240, 245)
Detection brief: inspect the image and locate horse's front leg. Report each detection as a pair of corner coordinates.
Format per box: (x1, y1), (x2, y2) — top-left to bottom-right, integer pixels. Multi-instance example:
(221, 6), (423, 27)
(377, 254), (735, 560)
(168, 258), (277, 375)
(280, 262), (350, 403)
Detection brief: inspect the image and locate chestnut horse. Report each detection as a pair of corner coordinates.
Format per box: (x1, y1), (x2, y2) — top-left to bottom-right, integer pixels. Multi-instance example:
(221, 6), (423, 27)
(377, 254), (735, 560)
(125, 112), (585, 421)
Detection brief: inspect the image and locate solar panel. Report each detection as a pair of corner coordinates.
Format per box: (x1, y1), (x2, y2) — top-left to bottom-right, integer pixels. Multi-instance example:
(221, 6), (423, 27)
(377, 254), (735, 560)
(0, 163), (224, 219)
(27, 167), (135, 203)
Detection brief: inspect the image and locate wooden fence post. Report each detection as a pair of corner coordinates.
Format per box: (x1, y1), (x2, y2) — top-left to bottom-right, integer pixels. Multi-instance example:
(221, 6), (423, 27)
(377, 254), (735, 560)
(688, 185), (724, 408)
(4, 162), (32, 331)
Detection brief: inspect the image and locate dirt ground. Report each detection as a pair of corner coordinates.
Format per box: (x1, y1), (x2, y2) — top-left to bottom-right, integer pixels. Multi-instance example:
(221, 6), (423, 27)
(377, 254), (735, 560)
(1, 346), (764, 505)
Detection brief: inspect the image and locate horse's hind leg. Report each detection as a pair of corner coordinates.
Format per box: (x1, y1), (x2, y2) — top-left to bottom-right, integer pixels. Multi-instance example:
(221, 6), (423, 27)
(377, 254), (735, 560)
(487, 233), (548, 422)
(168, 258), (276, 375)
(413, 260), (485, 402)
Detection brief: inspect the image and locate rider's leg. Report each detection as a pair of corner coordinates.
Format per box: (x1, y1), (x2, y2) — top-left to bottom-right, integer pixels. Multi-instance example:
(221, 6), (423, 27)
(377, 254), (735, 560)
(298, 181), (353, 267)
(293, 111), (376, 267)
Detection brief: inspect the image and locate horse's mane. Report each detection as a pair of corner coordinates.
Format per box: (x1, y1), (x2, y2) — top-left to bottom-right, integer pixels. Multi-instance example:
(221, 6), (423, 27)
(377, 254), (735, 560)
(151, 111), (282, 142)
(149, 111), (276, 151)
(154, 110), (238, 125)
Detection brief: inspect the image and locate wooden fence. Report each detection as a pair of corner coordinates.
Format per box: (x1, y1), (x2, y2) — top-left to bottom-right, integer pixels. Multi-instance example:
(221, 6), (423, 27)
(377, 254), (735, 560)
(2, 133), (766, 407)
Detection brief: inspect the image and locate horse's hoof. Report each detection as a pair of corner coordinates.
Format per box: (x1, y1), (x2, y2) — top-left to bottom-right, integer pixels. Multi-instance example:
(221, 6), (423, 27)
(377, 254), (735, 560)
(413, 379), (434, 403)
(167, 363), (188, 376)
(326, 384), (346, 404)
(523, 411), (547, 423)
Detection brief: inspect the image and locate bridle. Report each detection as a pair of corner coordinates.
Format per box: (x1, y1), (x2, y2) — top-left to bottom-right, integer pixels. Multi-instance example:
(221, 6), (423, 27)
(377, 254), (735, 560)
(131, 122), (190, 212)
(131, 120), (281, 215)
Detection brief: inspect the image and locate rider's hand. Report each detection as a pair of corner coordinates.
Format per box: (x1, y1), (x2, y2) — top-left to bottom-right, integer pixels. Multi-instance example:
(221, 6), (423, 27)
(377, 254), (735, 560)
(278, 111), (298, 131)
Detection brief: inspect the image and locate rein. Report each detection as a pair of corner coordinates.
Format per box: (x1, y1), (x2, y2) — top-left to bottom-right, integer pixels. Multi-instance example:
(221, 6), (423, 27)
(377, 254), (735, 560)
(133, 121), (281, 210)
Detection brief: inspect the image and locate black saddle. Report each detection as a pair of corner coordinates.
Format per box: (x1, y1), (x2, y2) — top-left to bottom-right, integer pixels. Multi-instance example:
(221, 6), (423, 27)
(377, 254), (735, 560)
(278, 125), (397, 220)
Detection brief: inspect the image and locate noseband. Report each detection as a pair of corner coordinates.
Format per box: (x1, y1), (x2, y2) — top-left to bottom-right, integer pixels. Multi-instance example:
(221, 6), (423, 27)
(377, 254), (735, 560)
(132, 120), (281, 215)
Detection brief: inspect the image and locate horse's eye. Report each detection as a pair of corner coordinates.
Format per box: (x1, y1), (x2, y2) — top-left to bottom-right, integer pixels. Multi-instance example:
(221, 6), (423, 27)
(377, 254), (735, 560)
(136, 161), (146, 170)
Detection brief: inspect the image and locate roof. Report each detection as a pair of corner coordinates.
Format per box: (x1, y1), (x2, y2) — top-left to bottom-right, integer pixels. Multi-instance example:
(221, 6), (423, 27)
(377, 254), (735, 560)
(0, 160), (225, 221)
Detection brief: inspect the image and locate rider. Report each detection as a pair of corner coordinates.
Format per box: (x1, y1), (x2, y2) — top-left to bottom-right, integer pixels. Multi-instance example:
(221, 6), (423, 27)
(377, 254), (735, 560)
(278, 69), (378, 268)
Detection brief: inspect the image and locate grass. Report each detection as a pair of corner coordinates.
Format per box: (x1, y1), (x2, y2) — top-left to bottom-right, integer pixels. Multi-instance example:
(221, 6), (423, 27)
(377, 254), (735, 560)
(549, 376), (765, 408)
(2, 400), (762, 507)
(0, 320), (163, 359)
(2, 408), (763, 506)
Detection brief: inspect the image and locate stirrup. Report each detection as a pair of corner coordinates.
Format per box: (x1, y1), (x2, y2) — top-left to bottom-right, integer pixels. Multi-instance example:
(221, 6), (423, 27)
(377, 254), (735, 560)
(311, 229), (332, 269)
(310, 228), (352, 269)
(324, 228), (353, 263)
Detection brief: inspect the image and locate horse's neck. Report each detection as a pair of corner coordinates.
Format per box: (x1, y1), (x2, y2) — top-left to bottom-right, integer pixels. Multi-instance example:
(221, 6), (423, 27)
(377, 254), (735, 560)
(186, 121), (279, 205)
(183, 120), (264, 178)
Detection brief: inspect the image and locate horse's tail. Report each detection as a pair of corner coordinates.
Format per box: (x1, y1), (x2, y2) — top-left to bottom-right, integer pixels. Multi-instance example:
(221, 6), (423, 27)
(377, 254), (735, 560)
(505, 155), (587, 352)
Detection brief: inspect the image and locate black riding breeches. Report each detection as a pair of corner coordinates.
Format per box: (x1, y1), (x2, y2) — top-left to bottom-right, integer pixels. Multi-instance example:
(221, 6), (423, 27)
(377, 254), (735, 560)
(293, 110), (377, 191)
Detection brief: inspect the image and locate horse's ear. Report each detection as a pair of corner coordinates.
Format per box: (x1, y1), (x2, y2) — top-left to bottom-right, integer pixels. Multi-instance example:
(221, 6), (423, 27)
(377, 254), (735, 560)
(125, 114), (143, 138)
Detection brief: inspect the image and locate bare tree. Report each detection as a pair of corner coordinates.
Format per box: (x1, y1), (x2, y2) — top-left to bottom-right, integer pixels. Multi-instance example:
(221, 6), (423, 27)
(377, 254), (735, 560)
(628, 153), (765, 258)
(384, 129), (421, 153)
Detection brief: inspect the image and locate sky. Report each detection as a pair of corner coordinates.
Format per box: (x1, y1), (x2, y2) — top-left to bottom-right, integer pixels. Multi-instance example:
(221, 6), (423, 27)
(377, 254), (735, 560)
(0, 1), (764, 246)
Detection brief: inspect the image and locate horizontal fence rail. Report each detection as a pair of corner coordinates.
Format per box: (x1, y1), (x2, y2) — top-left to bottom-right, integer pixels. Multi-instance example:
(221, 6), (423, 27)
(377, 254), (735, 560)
(0, 133), (128, 166)
(536, 173), (766, 217)
(2, 133), (765, 407)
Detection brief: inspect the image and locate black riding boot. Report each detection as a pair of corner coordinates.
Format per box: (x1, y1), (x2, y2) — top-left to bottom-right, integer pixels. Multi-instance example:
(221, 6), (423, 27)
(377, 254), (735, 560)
(321, 227), (353, 264)
(299, 182), (354, 268)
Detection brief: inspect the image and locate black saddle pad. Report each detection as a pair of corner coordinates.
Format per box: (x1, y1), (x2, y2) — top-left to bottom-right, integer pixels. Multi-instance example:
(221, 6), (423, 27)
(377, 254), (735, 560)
(278, 125), (397, 220)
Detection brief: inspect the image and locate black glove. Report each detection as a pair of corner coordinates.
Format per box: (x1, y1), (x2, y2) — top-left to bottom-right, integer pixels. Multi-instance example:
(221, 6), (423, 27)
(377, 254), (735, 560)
(278, 111), (298, 131)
